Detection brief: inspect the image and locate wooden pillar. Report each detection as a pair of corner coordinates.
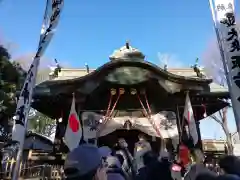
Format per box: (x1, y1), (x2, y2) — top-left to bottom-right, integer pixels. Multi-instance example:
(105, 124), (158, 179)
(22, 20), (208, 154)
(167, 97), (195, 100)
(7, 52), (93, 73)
(54, 111), (68, 153)
(175, 104), (182, 144)
(196, 121), (203, 150)
(175, 104), (188, 146)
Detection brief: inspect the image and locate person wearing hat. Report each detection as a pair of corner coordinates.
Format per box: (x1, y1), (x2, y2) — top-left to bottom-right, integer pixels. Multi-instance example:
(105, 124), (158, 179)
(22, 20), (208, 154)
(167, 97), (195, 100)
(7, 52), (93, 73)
(219, 155), (240, 177)
(64, 144), (107, 180)
(106, 155), (128, 180)
(98, 146), (112, 161)
(134, 134), (152, 171)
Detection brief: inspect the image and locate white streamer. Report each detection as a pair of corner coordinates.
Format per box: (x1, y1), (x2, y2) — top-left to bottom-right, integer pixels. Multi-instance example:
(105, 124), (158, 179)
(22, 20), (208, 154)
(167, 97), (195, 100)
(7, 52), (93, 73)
(12, 1), (64, 179)
(12, 0), (64, 144)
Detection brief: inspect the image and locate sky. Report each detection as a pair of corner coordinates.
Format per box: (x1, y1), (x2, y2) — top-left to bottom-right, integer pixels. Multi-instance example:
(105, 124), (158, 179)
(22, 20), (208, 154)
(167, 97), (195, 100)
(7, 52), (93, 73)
(0, 0), (238, 139)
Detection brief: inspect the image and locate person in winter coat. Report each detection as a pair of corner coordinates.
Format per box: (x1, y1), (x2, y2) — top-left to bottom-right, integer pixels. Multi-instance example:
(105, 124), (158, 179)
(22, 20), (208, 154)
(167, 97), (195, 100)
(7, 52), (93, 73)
(171, 160), (183, 180)
(136, 151), (158, 180)
(64, 144), (107, 180)
(117, 138), (137, 178)
(134, 134), (152, 171)
(146, 157), (173, 180)
(195, 172), (217, 180)
(184, 163), (217, 180)
(219, 155), (240, 177)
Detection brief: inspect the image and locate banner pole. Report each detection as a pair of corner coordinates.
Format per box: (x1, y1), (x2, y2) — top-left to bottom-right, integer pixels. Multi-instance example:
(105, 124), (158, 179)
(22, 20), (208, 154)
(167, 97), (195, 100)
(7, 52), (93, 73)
(176, 104), (182, 143)
(208, 0), (240, 138)
(12, 1), (64, 179)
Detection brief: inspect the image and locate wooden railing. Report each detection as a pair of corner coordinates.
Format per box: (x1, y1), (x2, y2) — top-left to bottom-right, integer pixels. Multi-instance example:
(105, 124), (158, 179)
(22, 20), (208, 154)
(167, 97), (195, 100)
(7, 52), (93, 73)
(1, 158), (64, 179)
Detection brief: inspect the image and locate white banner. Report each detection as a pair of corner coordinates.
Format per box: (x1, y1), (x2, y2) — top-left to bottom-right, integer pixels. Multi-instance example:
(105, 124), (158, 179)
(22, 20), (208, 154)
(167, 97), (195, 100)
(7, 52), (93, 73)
(232, 132), (240, 156)
(81, 111), (178, 140)
(211, 0), (240, 133)
(12, 0), (64, 144)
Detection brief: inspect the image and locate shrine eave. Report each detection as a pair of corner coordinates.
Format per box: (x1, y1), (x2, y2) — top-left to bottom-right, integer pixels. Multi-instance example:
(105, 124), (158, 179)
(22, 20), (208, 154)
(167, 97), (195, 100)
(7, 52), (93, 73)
(34, 59), (212, 93)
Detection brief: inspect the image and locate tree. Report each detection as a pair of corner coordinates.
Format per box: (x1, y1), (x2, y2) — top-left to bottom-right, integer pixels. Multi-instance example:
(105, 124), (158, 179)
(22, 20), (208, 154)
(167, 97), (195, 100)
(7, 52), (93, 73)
(27, 111), (56, 137)
(0, 45), (26, 141)
(13, 53), (52, 84)
(157, 52), (185, 70)
(202, 40), (226, 86)
(202, 39), (233, 154)
(210, 107), (233, 154)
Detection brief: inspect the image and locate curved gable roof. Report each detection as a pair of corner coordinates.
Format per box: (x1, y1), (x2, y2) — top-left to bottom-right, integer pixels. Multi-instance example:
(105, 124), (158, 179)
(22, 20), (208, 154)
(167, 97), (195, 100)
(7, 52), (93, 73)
(37, 59), (212, 88)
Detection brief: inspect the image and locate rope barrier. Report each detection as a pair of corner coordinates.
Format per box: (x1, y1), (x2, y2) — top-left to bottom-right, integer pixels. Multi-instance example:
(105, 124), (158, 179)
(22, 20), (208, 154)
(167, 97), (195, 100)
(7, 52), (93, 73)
(144, 92), (152, 115)
(137, 92), (163, 138)
(97, 88), (124, 137)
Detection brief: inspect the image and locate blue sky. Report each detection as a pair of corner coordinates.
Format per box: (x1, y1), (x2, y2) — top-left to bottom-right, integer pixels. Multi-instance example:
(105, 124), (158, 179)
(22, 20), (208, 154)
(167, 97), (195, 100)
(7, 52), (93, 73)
(0, 0), (238, 139)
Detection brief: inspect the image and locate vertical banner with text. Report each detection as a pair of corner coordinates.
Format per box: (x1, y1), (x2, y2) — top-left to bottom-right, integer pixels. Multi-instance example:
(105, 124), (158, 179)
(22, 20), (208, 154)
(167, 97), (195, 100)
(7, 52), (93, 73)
(12, 1), (64, 179)
(210, 0), (240, 135)
(12, 0), (64, 145)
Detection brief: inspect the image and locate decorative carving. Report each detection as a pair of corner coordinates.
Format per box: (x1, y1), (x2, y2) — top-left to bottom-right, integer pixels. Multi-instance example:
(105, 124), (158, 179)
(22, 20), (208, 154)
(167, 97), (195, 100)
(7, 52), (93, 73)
(164, 64), (168, 71)
(84, 113), (100, 131)
(49, 59), (61, 79)
(191, 58), (206, 78)
(123, 120), (132, 130)
(109, 41), (145, 61)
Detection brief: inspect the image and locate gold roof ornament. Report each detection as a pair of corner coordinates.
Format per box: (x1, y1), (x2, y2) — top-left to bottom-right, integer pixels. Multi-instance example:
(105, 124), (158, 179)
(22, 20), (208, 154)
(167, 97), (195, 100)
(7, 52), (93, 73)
(109, 41), (145, 61)
(126, 40), (130, 49)
(119, 88), (125, 95)
(110, 88), (116, 95)
(130, 88), (137, 95)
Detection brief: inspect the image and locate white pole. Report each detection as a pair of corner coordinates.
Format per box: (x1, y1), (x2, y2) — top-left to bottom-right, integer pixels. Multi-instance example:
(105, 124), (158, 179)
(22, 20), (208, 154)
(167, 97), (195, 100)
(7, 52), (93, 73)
(12, 140), (25, 179)
(208, 0), (240, 138)
(12, 1), (64, 179)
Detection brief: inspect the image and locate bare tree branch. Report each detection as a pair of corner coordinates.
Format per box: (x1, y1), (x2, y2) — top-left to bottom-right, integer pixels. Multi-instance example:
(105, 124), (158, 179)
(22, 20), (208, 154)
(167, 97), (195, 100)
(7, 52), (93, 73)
(210, 108), (233, 155)
(12, 53), (54, 84)
(157, 52), (184, 69)
(211, 114), (224, 129)
(219, 110), (223, 120)
(202, 39), (226, 86)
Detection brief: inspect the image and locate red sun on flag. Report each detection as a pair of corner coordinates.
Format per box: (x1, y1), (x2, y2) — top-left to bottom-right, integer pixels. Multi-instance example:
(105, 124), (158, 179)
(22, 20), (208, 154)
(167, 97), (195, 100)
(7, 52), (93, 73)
(69, 114), (80, 132)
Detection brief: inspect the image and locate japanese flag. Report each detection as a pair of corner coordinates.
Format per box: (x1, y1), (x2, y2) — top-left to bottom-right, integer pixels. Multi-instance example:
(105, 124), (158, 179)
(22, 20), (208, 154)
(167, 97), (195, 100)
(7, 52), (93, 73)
(183, 92), (198, 145)
(64, 94), (82, 151)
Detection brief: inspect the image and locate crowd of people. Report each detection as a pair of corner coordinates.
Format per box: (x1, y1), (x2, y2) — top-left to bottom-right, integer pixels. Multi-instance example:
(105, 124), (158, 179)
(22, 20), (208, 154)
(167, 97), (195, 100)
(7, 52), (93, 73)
(63, 134), (240, 180)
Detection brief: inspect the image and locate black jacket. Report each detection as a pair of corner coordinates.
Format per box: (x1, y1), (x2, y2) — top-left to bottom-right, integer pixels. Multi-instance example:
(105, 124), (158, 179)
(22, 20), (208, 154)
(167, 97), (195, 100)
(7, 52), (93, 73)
(184, 164), (216, 180)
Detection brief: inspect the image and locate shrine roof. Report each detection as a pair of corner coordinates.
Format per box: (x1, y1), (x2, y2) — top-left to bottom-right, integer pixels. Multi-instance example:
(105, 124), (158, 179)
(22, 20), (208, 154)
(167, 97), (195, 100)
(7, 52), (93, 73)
(37, 59), (212, 86)
(34, 42), (227, 96)
(36, 64), (228, 95)
(29, 43), (229, 118)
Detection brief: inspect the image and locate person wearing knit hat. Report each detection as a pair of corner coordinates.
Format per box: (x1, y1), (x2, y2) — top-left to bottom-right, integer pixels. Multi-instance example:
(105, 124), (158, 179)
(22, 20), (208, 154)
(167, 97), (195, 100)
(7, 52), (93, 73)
(64, 144), (107, 180)
(98, 146), (112, 158)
